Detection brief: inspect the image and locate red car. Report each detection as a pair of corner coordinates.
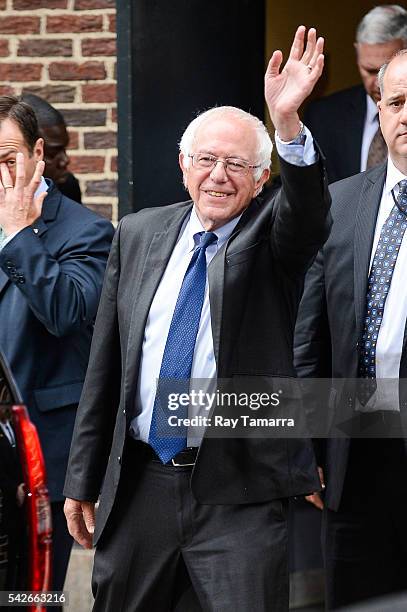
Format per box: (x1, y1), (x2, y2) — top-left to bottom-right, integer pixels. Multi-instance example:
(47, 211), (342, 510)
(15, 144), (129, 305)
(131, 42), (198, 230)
(0, 350), (52, 610)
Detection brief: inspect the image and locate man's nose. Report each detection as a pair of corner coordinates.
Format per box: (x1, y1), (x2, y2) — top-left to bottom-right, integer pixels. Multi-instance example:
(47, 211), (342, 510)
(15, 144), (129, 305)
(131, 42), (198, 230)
(400, 100), (407, 124)
(209, 159), (228, 182)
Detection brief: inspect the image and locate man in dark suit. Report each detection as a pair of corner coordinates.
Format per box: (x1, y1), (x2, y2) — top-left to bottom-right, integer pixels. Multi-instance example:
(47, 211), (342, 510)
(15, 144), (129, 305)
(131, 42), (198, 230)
(304, 5), (407, 184)
(64, 27), (330, 611)
(295, 50), (407, 608)
(21, 93), (82, 203)
(0, 97), (114, 594)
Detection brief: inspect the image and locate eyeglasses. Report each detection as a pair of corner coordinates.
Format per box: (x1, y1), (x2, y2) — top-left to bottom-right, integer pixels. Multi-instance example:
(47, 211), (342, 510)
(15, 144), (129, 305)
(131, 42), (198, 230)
(188, 153), (260, 176)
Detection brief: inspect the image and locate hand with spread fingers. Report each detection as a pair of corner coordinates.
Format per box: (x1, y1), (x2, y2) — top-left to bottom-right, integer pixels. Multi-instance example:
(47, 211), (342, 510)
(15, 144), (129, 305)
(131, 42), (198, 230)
(265, 25), (324, 141)
(0, 152), (46, 236)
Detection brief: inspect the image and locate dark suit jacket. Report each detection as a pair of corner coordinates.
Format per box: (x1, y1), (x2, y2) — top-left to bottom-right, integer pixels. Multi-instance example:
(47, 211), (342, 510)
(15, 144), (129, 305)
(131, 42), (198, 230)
(64, 156), (331, 544)
(0, 182), (114, 501)
(294, 163), (407, 511)
(304, 85), (367, 184)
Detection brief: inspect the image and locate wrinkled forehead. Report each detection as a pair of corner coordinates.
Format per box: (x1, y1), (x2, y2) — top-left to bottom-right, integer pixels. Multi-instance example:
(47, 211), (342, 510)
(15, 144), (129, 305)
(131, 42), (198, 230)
(192, 115), (258, 158)
(0, 118), (29, 151)
(357, 40), (405, 69)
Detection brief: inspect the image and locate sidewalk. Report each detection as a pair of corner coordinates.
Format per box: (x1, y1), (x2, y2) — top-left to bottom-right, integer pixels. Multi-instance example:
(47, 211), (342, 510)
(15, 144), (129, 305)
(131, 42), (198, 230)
(63, 545), (94, 611)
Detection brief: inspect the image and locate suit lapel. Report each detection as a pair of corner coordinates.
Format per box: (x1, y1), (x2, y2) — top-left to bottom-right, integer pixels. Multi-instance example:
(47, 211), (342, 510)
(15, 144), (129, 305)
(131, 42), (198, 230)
(353, 164), (386, 339)
(0, 269), (9, 295)
(208, 243), (226, 367)
(123, 205), (193, 406)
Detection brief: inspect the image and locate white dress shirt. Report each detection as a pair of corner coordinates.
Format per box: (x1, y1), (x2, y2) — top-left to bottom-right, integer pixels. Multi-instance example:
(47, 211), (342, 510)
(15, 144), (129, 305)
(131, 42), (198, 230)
(130, 208), (241, 443)
(359, 157), (407, 411)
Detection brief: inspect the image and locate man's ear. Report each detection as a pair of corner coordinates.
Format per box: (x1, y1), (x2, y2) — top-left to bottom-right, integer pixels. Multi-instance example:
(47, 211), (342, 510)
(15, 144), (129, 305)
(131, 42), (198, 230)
(179, 152), (189, 188)
(377, 100), (383, 125)
(254, 168), (270, 197)
(33, 137), (44, 162)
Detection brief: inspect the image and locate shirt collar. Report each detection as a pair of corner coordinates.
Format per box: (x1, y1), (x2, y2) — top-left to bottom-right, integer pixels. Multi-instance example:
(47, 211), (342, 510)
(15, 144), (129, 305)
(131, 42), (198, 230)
(384, 156), (407, 197)
(36, 176), (48, 197)
(187, 206), (242, 252)
(366, 94), (379, 125)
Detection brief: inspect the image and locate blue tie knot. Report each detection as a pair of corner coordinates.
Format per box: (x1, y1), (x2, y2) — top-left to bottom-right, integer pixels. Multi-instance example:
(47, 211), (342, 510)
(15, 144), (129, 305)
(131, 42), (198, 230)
(196, 231), (218, 251)
(397, 179), (407, 214)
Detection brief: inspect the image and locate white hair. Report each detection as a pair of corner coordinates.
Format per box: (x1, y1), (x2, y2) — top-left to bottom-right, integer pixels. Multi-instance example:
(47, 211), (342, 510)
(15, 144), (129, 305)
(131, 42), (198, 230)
(179, 106), (273, 181)
(356, 5), (407, 45)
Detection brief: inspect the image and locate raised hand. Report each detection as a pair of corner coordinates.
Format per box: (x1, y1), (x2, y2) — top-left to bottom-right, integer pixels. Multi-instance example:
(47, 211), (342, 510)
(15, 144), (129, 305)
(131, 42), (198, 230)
(265, 26), (324, 141)
(0, 152), (46, 236)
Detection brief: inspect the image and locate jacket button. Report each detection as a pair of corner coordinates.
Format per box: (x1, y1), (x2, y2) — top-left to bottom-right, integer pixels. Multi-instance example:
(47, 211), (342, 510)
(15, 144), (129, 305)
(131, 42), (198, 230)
(123, 409), (126, 414)
(117, 456), (121, 464)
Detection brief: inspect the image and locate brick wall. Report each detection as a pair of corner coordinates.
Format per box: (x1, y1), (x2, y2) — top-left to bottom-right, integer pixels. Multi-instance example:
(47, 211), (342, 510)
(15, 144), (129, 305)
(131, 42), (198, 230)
(0, 0), (117, 222)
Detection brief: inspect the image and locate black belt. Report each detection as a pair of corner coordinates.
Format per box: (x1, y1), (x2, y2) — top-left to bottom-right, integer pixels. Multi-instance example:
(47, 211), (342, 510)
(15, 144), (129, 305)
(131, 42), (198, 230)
(128, 438), (198, 467)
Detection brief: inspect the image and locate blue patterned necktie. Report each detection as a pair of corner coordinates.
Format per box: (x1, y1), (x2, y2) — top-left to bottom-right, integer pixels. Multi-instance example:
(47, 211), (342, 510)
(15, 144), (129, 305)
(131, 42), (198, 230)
(358, 179), (407, 401)
(148, 231), (217, 463)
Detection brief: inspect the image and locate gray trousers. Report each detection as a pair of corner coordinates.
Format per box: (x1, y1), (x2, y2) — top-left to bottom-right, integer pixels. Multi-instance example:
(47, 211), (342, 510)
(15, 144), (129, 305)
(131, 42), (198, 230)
(92, 439), (289, 612)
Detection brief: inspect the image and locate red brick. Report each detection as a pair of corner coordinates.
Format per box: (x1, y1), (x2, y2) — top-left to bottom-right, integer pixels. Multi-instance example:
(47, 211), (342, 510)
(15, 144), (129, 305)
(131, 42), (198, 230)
(108, 14), (116, 33)
(0, 63), (42, 81)
(47, 15), (102, 33)
(61, 109), (106, 127)
(22, 84), (76, 103)
(86, 179), (116, 197)
(67, 131), (79, 150)
(84, 131), (116, 149)
(0, 40), (9, 57)
(81, 38), (116, 57)
(110, 156), (117, 172)
(83, 132), (117, 149)
(84, 202), (112, 220)
(0, 17), (40, 34)
(111, 108), (117, 123)
(82, 83), (116, 103)
(69, 155), (105, 174)
(0, 85), (14, 95)
(49, 61), (106, 81)
(75, 0), (115, 8)
(18, 39), (72, 57)
(13, 0), (67, 8)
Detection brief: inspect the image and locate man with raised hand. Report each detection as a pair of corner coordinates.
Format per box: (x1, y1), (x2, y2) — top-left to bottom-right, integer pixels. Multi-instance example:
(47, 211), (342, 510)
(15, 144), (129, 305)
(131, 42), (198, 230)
(64, 27), (330, 612)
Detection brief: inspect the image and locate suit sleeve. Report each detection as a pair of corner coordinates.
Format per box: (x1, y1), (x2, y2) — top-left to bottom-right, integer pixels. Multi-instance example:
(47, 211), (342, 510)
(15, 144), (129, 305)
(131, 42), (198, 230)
(294, 249), (332, 378)
(294, 249), (331, 466)
(63, 222), (122, 501)
(0, 215), (114, 338)
(269, 154), (331, 277)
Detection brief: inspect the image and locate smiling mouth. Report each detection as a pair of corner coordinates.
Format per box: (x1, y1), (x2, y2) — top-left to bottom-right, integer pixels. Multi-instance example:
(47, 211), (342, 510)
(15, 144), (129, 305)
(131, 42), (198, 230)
(205, 190), (231, 198)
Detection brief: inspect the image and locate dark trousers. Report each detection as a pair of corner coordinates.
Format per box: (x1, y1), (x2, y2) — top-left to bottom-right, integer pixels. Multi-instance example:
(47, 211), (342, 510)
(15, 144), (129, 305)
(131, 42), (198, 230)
(92, 440), (288, 612)
(323, 439), (407, 610)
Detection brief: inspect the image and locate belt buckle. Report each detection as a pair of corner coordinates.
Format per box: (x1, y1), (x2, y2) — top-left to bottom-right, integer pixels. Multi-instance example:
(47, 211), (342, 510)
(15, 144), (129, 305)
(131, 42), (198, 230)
(171, 448), (196, 467)
(171, 457), (195, 467)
